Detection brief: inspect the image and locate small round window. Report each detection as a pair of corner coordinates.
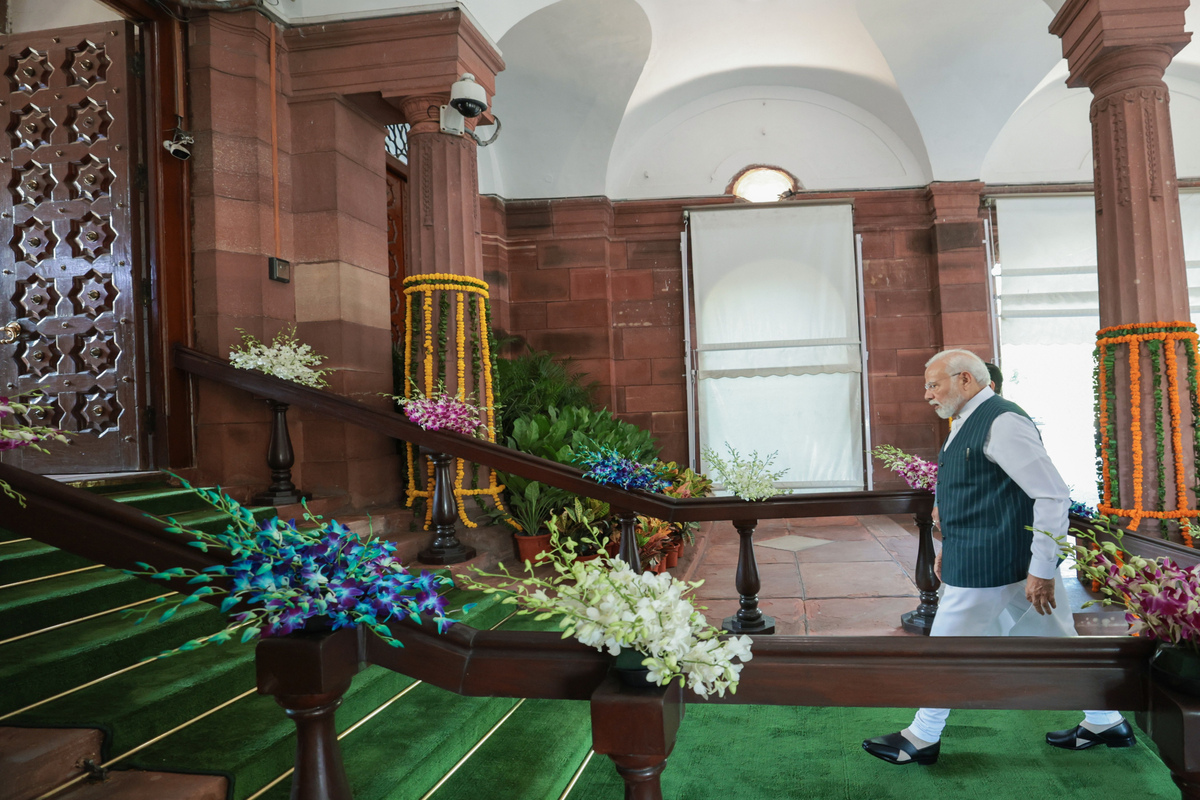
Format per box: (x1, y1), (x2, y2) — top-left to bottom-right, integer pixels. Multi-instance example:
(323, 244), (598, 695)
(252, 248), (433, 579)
(729, 166), (799, 203)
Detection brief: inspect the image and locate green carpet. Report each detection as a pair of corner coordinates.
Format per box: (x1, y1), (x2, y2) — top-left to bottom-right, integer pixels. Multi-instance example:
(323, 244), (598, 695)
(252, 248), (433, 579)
(568, 705), (1176, 800)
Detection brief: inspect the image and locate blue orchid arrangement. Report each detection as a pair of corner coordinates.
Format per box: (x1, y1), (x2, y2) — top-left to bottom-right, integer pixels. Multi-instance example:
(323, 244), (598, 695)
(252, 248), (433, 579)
(127, 478), (461, 656)
(574, 445), (668, 493)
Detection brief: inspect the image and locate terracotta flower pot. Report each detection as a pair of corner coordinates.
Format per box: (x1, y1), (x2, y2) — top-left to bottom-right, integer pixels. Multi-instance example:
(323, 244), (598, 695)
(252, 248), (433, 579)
(514, 531), (552, 564)
(664, 541), (680, 568)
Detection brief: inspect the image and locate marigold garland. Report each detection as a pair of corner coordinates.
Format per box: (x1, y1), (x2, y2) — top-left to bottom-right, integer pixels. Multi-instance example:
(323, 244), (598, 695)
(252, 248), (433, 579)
(400, 274), (504, 528)
(1095, 321), (1200, 535)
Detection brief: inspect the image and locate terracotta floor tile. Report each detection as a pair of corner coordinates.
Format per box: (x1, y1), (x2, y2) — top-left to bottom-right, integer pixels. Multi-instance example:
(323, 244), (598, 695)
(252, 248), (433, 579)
(693, 561), (802, 600)
(701, 541), (799, 565)
(794, 538), (893, 563)
(793, 515), (860, 527)
(792, 525), (874, 542)
(804, 597), (922, 636)
(700, 597), (807, 636)
(861, 515), (921, 539)
(799, 560), (917, 599)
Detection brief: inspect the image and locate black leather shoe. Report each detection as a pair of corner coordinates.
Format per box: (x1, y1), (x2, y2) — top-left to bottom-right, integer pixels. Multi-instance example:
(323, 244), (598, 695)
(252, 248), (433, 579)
(862, 731), (940, 765)
(1046, 720), (1136, 750)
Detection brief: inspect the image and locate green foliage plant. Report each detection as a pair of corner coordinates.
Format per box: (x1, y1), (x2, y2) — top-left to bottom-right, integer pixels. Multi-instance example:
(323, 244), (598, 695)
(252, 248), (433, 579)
(546, 497), (611, 555)
(494, 346), (598, 441)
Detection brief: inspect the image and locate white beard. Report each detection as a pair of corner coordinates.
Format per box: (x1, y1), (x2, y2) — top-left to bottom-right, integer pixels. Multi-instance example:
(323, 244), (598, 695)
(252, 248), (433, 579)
(931, 386), (965, 419)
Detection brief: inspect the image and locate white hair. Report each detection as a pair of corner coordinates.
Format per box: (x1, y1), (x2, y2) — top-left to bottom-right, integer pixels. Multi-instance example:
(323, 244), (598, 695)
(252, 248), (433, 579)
(926, 349), (990, 387)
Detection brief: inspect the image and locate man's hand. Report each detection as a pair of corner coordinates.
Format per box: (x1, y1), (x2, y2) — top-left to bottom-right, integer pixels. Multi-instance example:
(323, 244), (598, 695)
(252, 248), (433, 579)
(934, 552), (942, 580)
(1026, 575), (1056, 616)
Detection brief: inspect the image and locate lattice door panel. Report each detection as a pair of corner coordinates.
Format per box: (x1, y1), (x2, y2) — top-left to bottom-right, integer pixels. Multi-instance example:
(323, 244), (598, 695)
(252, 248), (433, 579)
(0, 21), (145, 473)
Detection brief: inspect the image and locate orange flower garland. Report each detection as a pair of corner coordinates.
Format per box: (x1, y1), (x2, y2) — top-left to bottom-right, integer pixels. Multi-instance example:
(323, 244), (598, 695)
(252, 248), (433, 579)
(1095, 322), (1200, 536)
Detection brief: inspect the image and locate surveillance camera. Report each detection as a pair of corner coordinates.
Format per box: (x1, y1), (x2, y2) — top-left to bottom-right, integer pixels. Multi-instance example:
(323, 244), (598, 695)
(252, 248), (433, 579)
(162, 128), (194, 161)
(448, 73), (487, 118)
(163, 138), (191, 160)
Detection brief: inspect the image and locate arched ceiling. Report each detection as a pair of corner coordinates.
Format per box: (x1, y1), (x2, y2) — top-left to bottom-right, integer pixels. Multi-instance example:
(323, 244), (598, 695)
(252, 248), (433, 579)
(24, 0), (1200, 200)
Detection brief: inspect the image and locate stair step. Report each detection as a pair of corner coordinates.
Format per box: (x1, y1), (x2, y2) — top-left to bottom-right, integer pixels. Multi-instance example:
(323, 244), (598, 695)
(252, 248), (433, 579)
(92, 486), (216, 516)
(0, 527), (28, 544)
(160, 506), (278, 536)
(0, 539), (96, 585)
(8, 637), (258, 756)
(0, 568), (166, 640)
(53, 768), (228, 800)
(425, 699), (593, 800)
(0, 602), (226, 717)
(0, 726), (103, 800)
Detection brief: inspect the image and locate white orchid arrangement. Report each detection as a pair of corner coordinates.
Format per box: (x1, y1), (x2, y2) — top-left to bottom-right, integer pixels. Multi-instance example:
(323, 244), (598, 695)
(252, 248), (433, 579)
(229, 326), (332, 389)
(464, 536), (753, 699)
(702, 443), (790, 501)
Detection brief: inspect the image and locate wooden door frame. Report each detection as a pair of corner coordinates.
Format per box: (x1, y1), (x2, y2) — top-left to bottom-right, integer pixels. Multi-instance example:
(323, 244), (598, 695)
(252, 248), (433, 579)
(98, 0), (193, 469)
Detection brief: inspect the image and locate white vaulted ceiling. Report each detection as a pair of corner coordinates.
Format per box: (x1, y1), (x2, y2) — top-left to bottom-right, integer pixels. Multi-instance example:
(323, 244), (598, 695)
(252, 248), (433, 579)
(20, 0), (1200, 199)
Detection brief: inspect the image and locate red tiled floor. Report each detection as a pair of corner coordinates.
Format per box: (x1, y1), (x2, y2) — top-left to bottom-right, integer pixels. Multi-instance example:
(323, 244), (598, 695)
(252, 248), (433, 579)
(699, 598), (807, 636)
(701, 541), (799, 565)
(804, 597), (920, 636)
(794, 538), (894, 563)
(799, 560), (918, 599)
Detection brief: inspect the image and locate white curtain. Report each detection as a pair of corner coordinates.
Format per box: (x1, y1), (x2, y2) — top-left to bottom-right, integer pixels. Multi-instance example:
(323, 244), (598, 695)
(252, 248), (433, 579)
(994, 191), (1200, 508)
(689, 203), (864, 491)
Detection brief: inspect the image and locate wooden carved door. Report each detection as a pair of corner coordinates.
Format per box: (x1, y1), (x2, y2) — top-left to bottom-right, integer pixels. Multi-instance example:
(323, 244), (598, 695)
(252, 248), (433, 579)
(0, 21), (146, 473)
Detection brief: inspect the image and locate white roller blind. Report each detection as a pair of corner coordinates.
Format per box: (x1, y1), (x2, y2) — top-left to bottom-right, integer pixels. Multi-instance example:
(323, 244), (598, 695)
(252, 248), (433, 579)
(689, 203), (864, 491)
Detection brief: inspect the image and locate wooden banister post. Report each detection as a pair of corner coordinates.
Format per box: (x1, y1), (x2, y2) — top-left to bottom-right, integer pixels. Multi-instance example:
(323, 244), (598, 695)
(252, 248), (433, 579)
(1138, 680), (1200, 800)
(256, 627), (361, 800)
(901, 509), (939, 634)
(418, 450), (476, 564)
(722, 519), (775, 635)
(590, 673), (684, 800)
(253, 400), (309, 506)
(616, 509), (642, 573)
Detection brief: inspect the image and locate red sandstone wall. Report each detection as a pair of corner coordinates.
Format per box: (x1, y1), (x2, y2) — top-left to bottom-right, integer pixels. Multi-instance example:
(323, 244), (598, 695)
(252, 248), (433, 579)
(482, 189), (990, 489)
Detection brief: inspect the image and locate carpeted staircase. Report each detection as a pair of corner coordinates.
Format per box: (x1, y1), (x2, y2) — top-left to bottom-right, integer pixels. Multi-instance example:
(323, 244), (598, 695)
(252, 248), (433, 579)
(0, 480), (1186, 800)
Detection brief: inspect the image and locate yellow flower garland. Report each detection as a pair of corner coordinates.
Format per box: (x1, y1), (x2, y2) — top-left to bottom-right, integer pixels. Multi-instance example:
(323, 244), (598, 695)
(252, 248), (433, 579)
(400, 274), (505, 527)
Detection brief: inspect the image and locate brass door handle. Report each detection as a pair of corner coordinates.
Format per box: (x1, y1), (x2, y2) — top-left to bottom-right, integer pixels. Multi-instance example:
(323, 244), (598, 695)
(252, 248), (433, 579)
(1, 322), (19, 344)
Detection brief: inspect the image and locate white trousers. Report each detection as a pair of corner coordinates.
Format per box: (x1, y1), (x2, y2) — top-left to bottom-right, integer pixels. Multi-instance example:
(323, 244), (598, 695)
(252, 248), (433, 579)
(908, 577), (1123, 743)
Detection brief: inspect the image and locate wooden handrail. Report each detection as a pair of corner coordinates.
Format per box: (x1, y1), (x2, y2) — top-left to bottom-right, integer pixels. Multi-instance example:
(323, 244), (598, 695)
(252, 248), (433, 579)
(174, 345), (933, 522)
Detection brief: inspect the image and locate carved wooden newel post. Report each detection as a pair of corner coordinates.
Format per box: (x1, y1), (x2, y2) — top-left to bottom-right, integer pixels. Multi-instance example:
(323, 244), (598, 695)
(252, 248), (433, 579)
(722, 519), (775, 635)
(253, 401), (309, 506)
(591, 672), (684, 800)
(257, 629), (359, 800)
(418, 449), (476, 564)
(901, 509), (939, 634)
(616, 509), (642, 573)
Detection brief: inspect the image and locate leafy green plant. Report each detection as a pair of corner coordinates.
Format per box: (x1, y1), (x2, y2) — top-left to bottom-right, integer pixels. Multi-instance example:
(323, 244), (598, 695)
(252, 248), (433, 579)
(495, 347), (598, 441)
(504, 480), (570, 536)
(546, 497), (611, 554)
(508, 405), (659, 464)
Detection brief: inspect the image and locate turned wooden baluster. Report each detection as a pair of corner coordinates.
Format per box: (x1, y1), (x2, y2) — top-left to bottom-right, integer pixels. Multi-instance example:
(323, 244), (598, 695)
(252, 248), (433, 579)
(253, 400), (309, 506)
(722, 518), (775, 635)
(590, 672), (684, 800)
(901, 509), (939, 634)
(257, 629), (359, 800)
(616, 509), (642, 573)
(417, 450), (476, 564)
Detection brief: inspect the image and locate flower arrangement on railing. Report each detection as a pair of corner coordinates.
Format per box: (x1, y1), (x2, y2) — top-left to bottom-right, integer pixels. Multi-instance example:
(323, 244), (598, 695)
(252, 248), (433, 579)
(0, 393), (70, 506)
(388, 381), (489, 438)
(701, 444), (789, 501)
(126, 479), (462, 655)
(1093, 321), (1200, 535)
(401, 273), (504, 528)
(463, 535), (753, 699)
(871, 445), (937, 491)
(1061, 523), (1199, 667)
(229, 326), (332, 389)
(574, 445), (668, 493)
(1069, 500), (1097, 521)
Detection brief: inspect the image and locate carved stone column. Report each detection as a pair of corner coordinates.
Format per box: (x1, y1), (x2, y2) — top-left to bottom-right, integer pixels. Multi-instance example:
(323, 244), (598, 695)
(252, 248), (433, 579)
(1051, 0), (1194, 521)
(397, 96), (484, 281)
(927, 181), (992, 360)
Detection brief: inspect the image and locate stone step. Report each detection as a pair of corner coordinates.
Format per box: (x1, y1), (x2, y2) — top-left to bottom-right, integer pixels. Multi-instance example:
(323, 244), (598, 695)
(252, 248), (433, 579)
(0, 726), (102, 800)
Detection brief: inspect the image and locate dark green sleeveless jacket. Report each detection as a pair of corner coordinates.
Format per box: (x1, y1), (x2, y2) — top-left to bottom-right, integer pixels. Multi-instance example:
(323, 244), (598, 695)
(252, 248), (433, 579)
(936, 395), (1035, 588)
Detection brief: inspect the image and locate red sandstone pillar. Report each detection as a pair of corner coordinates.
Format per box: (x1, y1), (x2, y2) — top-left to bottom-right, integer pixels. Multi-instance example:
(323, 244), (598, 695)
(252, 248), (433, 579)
(927, 181), (994, 361)
(398, 97), (484, 280)
(1052, 0), (1194, 523)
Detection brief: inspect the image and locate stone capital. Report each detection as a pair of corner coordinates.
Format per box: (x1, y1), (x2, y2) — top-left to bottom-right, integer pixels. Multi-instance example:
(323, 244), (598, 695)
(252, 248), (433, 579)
(1051, 0), (1191, 90)
(397, 95), (450, 135)
(926, 181), (985, 223)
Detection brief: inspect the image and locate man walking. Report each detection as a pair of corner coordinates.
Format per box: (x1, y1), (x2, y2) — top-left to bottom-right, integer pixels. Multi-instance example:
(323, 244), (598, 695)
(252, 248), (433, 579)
(861, 349), (1132, 765)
